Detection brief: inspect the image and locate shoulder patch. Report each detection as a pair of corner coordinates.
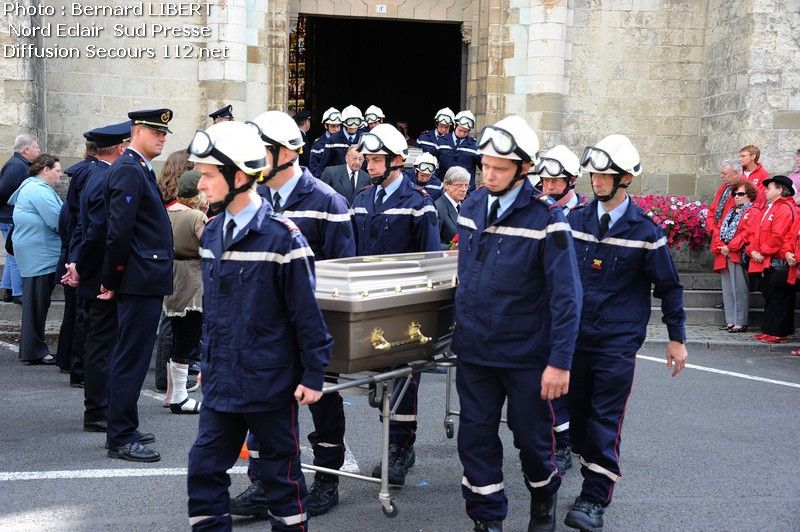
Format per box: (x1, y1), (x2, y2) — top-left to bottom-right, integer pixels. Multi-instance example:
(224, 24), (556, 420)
(410, 183), (430, 197)
(270, 212), (302, 236)
(536, 194), (559, 209)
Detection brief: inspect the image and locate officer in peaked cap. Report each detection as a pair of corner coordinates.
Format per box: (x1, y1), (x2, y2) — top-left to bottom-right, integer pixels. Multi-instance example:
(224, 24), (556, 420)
(102, 108), (175, 463)
(87, 121), (132, 147)
(209, 105), (234, 123)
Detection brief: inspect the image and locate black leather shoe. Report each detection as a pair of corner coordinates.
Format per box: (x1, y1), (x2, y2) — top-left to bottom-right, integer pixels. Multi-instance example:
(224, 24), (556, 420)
(70, 381), (85, 389)
(83, 420), (108, 432)
(3, 289), (12, 302)
(529, 492), (557, 532)
(307, 474), (339, 516)
(371, 443), (416, 485)
(555, 443), (572, 474)
(107, 441), (160, 462)
(564, 497), (604, 531)
(229, 480), (269, 518)
(104, 431), (155, 448)
(473, 519), (503, 532)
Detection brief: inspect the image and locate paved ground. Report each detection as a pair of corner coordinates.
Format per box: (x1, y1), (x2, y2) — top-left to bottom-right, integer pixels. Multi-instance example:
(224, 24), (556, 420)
(1, 338), (799, 531)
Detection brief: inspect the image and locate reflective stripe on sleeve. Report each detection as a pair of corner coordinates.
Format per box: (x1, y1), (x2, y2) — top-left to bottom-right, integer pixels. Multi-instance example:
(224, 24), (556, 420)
(425, 183), (444, 190)
(554, 421), (570, 432)
(457, 147), (480, 155)
(189, 515), (221, 526)
(457, 215), (477, 230)
(417, 140), (437, 148)
(382, 206), (436, 217)
(527, 469), (557, 488)
(462, 476), (504, 495)
(269, 511), (308, 526)
(199, 247), (215, 259)
(324, 143), (349, 149)
(220, 247), (314, 263)
(579, 456), (620, 482)
(281, 210), (351, 223)
(484, 222), (570, 240)
(350, 207), (368, 215)
(317, 442), (341, 448)
(571, 229), (667, 250)
(389, 414), (417, 422)
(249, 450), (260, 458)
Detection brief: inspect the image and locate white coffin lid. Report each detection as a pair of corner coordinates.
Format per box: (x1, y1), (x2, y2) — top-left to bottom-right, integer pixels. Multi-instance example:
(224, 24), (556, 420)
(315, 251), (458, 311)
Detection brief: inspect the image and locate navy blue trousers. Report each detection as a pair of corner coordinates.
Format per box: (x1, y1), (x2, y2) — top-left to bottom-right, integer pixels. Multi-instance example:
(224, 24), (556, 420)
(247, 375), (345, 481)
(568, 350), (635, 506)
(552, 396), (570, 446)
(457, 360), (559, 522)
(188, 405), (308, 531)
(106, 294), (161, 447)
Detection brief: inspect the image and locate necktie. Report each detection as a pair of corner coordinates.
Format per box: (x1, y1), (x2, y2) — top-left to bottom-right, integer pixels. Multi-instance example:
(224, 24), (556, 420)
(351, 171), (357, 190)
(599, 213), (611, 238)
(375, 188), (386, 209)
(223, 219), (236, 250)
(273, 191), (282, 211)
(456, 203), (461, 213)
(487, 199), (499, 225)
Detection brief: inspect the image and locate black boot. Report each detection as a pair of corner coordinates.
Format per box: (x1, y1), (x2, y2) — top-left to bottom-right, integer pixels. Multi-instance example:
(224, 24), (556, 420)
(564, 497), (604, 531)
(555, 442), (572, 474)
(473, 519), (503, 532)
(528, 492), (556, 532)
(229, 480), (268, 518)
(371, 443), (416, 485)
(307, 473), (339, 516)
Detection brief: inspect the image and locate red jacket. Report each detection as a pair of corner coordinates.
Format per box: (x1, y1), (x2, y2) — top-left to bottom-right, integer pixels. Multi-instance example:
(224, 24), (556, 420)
(707, 183), (735, 241)
(782, 212), (800, 285)
(748, 197), (795, 275)
(744, 163), (769, 209)
(712, 204), (760, 272)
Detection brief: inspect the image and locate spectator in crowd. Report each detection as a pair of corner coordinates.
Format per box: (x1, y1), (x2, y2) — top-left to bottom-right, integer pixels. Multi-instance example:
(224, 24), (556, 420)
(707, 159), (741, 246)
(748, 175), (796, 344)
(162, 170), (206, 415)
(157, 150), (194, 205)
(295, 110), (312, 168)
(712, 180), (759, 333)
(0, 134), (41, 303)
(8, 154), (62, 365)
(319, 145), (369, 205)
(434, 166), (469, 248)
(396, 119), (416, 147)
(788, 148), (800, 206)
(739, 144), (768, 207)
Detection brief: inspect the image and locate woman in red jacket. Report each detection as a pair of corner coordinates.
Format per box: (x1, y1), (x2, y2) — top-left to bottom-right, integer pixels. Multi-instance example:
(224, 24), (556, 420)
(713, 180), (759, 332)
(748, 175), (797, 343)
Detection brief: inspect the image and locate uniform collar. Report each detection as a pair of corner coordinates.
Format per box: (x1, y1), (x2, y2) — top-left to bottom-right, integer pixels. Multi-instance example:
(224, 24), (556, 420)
(126, 146), (153, 172)
(224, 194), (262, 235)
(487, 180), (525, 221)
(596, 195), (630, 229)
(378, 171), (404, 200)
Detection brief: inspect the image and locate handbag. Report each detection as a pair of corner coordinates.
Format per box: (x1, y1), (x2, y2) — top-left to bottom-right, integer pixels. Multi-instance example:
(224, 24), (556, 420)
(769, 258), (789, 287)
(4, 224), (13, 256)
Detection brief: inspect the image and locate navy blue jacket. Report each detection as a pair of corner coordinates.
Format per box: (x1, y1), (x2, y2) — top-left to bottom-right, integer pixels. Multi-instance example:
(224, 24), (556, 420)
(199, 196), (333, 411)
(403, 169), (444, 202)
(308, 134), (329, 178)
(567, 198), (686, 354)
(351, 175), (440, 256)
(257, 168), (355, 261)
(0, 153), (32, 223)
(453, 181), (582, 370)
(102, 149), (173, 295)
(58, 156), (98, 278)
(72, 161), (112, 298)
(435, 134), (481, 191)
(318, 129), (363, 176)
(416, 129), (447, 155)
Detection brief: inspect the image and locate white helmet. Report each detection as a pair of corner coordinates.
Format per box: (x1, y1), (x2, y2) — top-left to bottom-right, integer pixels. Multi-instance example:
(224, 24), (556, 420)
(534, 144), (580, 180)
(248, 111), (305, 151)
(341, 105), (364, 129)
(477, 115), (540, 164)
(454, 110), (476, 130)
(356, 124), (408, 159)
(187, 121), (268, 176)
(364, 105), (385, 124)
(434, 107), (455, 125)
(414, 152), (439, 173)
(322, 107), (342, 125)
(581, 134), (641, 176)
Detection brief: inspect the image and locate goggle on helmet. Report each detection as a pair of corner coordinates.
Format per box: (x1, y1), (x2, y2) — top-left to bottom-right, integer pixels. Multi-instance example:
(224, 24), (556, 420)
(477, 125), (536, 162)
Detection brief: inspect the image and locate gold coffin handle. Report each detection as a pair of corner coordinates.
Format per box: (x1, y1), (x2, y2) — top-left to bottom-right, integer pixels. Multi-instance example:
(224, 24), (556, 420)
(371, 322), (432, 351)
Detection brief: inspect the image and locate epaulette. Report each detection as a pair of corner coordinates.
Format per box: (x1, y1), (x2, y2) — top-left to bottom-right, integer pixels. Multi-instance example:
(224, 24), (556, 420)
(642, 209), (659, 226)
(535, 193), (559, 209)
(571, 201), (589, 211)
(410, 182), (430, 197)
(270, 212), (302, 236)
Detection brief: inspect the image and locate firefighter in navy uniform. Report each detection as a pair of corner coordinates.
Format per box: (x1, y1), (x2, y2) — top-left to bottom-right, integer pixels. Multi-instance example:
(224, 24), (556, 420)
(417, 107), (455, 155)
(102, 109), (174, 463)
(209, 104), (234, 123)
(436, 110), (482, 192)
(528, 144), (585, 475)
(228, 110), (354, 518)
(408, 152), (444, 202)
(453, 115), (582, 532)
(564, 134), (687, 531)
(364, 105), (385, 130)
(186, 120), (332, 531)
(318, 104), (365, 174)
(351, 124), (440, 485)
(308, 107), (341, 178)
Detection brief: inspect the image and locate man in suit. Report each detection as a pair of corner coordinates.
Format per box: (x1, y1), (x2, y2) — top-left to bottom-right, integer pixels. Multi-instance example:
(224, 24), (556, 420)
(320, 145), (369, 205)
(102, 108), (174, 463)
(295, 110), (312, 168)
(435, 165), (470, 248)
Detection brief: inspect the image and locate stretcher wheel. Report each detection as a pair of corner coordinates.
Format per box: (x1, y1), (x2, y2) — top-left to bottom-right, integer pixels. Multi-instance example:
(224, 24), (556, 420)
(444, 418), (455, 439)
(368, 386), (381, 408)
(382, 501), (398, 518)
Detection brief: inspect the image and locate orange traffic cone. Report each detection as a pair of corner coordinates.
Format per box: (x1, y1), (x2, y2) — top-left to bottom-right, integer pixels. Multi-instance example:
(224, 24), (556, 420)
(239, 441), (249, 460)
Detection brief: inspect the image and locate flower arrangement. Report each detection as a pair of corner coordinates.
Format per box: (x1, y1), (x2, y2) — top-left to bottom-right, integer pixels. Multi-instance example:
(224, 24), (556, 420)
(631, 194), (710, 251)
(449, 233), (459, 250)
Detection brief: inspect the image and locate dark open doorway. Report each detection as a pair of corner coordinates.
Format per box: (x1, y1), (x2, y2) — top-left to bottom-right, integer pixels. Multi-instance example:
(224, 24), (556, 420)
(300, 15), (463, 142)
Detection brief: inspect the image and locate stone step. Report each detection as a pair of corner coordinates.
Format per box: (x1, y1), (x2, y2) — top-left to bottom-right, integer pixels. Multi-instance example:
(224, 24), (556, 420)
(649, 306), (800, 327)
(651, 289), (800, 308)
(678, 272), (724, 290)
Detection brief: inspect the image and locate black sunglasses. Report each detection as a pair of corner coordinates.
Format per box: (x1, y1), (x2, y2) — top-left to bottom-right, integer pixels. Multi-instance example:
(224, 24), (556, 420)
(733, 191), (748, 197)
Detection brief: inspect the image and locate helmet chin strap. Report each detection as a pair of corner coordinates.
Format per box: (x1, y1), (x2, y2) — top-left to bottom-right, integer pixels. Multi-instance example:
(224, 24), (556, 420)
(593, 174), (628, 202)
(370, 155), (403, 186)
(260, 148), (297, 183)
(547, 177), (574, 201)
(488, 161), (525, 197)
(208, 165), (255, 212)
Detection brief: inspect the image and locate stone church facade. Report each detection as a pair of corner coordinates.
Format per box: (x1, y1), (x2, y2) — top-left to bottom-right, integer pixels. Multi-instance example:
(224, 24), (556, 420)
(0, 0), (797, 200)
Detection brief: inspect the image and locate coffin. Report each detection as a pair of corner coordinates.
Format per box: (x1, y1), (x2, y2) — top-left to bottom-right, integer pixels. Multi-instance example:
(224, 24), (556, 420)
(315, 251), (458, 373)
